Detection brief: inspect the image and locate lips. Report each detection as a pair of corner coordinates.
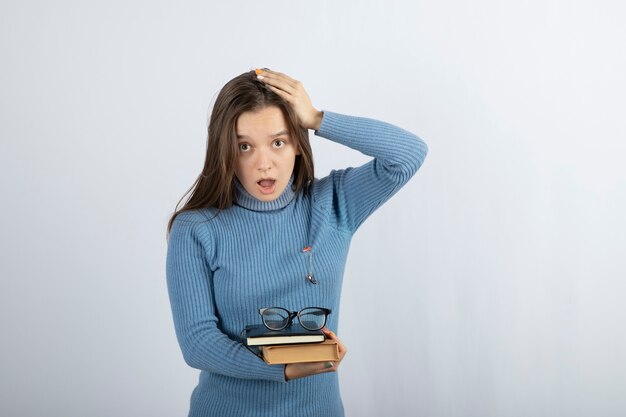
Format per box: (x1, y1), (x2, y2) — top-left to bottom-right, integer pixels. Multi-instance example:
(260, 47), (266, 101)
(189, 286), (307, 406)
(256, 178), (277, 195)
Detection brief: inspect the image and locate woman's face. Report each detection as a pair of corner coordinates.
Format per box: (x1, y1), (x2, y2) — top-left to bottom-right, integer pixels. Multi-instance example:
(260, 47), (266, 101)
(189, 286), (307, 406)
(234, 106), (300, 202)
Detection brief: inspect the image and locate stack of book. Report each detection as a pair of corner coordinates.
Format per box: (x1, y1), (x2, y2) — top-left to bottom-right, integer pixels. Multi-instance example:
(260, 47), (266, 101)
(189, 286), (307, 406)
(244, 324), (339, 365)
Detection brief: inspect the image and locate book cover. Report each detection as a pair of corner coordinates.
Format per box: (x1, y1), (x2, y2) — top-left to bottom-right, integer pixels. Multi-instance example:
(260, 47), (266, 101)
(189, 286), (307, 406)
(261, 340), (340, 365)
(245, 324), (325, 346)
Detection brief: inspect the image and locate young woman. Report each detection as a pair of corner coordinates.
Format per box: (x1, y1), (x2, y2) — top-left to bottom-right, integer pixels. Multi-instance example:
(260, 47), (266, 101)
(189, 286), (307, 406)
(166, 69), (428, 416)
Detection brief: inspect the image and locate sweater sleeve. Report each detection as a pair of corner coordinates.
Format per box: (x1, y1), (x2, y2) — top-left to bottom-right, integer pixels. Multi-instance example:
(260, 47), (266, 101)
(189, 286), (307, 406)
(314, 111), (428, 233)
(166, 213), (286, 382)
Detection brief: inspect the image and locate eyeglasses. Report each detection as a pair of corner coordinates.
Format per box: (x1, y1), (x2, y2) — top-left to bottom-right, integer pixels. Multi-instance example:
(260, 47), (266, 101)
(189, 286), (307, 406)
(259, 307), (331, 331)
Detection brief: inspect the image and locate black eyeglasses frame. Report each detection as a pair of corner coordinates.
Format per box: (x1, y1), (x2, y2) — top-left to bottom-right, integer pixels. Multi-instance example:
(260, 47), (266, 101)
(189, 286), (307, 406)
(258, 306), (332, 331)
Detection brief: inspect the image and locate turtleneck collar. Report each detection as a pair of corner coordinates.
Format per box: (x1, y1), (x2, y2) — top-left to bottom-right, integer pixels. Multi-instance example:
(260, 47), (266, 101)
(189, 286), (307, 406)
(233, 175), (296, 211)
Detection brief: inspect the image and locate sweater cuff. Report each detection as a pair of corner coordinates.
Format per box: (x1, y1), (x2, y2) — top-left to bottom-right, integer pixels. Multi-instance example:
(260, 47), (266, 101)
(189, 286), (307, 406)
(269, 363), (288, 383)
(314, 110), (337, 137)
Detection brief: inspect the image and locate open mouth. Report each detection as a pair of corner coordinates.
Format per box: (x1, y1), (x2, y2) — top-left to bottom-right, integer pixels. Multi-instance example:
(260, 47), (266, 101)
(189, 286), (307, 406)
(256, 178), (276, 195)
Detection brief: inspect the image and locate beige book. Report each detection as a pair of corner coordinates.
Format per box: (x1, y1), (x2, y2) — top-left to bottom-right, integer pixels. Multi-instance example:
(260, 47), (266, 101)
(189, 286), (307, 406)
(261, 340), (339, 365)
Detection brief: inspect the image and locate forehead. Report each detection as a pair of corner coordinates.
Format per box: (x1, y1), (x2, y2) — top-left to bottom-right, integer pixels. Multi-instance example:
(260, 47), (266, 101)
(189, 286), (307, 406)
(236, 106), (288, 138)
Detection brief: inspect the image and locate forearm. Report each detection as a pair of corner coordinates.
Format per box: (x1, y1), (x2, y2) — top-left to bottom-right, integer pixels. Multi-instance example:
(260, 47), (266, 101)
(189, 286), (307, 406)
(315, 111), (428, 181)
(172, 318), (286, 382)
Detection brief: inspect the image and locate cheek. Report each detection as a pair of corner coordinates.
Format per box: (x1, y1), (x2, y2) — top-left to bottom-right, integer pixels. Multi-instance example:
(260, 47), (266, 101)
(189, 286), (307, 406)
(280, 154), (296, 168)
(283, 147), (298, 165)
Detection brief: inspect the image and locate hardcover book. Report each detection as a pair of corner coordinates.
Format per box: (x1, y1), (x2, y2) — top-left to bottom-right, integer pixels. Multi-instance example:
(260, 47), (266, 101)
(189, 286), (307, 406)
(244, 324), (325, 346)
(261, 340), (340, 365)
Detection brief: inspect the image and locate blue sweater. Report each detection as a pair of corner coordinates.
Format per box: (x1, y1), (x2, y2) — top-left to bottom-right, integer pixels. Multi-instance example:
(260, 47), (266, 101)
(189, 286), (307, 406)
(166, 111), (428, 417)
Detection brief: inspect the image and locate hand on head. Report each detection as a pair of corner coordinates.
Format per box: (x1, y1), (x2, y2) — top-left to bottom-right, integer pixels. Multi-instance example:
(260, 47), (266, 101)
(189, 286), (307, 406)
(255, 68), (323, 131)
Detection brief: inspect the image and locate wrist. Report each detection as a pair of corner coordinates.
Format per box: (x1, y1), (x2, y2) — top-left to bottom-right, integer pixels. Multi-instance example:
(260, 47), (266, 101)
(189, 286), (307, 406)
(309, 110), (323, 131)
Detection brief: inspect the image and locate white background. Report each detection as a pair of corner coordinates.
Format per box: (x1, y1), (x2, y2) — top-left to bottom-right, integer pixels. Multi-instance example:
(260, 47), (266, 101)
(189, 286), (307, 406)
(1, 1), (625, 416)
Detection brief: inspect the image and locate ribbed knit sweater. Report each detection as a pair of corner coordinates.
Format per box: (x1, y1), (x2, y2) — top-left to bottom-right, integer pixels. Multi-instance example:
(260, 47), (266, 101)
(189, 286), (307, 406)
(166, 111), (428, 417)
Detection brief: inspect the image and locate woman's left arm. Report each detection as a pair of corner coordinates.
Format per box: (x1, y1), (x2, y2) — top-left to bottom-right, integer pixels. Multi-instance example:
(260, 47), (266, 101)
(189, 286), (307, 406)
(313, 111), (428, 232)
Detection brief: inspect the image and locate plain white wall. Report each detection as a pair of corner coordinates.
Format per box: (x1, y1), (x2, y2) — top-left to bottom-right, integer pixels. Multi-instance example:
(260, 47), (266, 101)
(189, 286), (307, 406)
(1, 1), (625, 416)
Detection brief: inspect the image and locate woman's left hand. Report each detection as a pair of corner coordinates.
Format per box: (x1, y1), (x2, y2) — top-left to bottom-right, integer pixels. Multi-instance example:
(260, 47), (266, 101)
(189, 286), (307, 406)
(283, 327), (348, 381)
(255, 68), (323, 131)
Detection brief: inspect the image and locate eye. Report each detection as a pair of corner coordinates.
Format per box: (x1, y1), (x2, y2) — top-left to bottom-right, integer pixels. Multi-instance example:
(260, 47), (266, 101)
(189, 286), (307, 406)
(238, 143), (251, 152)
(273, 139), (285, 148)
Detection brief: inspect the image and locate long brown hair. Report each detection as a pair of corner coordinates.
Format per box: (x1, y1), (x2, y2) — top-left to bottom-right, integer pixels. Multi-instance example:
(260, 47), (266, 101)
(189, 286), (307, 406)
(166, 70), (314, 236)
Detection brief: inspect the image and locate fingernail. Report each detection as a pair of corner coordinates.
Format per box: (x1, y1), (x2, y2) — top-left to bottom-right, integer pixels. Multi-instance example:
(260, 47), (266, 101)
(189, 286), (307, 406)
(255, 68), (263, 75)
(324, 361), (334, 369)
(257, 75), (264, 80)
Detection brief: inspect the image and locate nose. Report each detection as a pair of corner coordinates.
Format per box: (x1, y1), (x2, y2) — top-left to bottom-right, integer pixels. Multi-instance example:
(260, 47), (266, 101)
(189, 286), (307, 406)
(255, 148), (272, 172)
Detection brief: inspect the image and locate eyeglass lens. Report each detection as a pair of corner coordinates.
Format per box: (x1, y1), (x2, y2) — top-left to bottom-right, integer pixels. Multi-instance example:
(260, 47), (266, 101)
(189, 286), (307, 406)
(261, 308), (291, 330)
(298, 307), (327, 330)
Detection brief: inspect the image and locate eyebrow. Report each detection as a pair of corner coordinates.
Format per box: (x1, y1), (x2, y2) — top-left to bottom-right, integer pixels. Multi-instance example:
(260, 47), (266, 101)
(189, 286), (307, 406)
(236, 129), (289, 140)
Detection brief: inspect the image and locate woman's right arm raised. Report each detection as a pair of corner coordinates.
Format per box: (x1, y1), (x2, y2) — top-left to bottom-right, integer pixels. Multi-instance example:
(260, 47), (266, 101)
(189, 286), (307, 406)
(166, 214), (287, 382)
